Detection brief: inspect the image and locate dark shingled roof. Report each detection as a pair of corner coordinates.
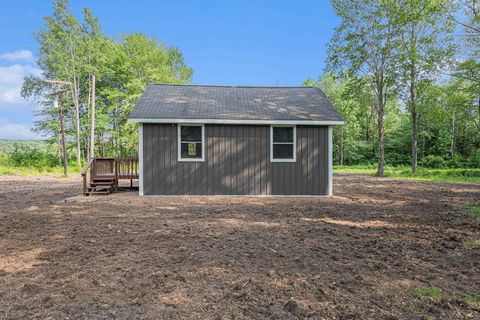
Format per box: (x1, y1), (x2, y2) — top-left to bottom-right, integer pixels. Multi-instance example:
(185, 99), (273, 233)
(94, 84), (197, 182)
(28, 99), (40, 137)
(128, 84), (343, 122)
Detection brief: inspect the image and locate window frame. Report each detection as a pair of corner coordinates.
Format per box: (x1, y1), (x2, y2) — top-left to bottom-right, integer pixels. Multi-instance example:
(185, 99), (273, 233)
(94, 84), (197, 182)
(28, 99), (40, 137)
(270, 125), (296, 163)
(178, 124), (205, 162)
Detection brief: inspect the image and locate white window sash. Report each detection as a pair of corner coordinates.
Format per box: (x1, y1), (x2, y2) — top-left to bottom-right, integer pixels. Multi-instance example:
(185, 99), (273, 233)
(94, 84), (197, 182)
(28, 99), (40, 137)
(270, 125), (296, 163)
(178, 124), (205, 162)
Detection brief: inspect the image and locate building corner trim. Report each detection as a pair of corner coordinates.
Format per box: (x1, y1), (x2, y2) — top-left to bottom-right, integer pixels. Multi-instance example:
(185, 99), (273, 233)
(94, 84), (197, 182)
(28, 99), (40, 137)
(139, 123), (144, 196)
(327, 126), (333, 196)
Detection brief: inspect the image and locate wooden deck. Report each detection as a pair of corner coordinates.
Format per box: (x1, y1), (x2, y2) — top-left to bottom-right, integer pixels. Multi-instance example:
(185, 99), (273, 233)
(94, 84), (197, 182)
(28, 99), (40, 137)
(81, 157), (139, 196)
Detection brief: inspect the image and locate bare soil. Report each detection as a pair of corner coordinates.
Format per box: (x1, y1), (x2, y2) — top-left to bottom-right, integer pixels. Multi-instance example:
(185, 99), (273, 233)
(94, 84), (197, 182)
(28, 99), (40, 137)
(0, 173), (479, 319)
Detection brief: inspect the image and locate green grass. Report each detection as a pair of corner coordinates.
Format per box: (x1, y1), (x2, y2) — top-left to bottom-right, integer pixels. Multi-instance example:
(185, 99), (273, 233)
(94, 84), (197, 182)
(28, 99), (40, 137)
(463, 239), (480, 250)
(414, 287), (441, 299)
(464, 294), (480, 308)
(462, 203), (480, 217)
(0, 165), (82, 177)
(334, 165), (480, 184)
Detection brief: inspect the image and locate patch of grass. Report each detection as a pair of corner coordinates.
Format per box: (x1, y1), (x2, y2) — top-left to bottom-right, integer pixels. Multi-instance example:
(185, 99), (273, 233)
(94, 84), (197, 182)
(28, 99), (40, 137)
(414, 287), (441, 299)
(463, 239), (480, 250)
(464, 294), (480, 308)
(462, 203), (480, 217)
(0, 165), (82, 177)
(453, 292), (480, 308)
(359, 292), (370, 300)
(334, 165), (480, 184)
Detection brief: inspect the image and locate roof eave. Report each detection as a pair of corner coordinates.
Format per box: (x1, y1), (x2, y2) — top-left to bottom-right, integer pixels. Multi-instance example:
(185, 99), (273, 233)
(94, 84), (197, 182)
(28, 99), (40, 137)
(128, 118), (345, 126)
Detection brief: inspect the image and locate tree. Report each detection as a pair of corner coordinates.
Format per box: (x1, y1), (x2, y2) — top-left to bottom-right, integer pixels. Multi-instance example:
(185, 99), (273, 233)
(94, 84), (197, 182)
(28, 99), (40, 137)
(305, 73), (376, 165)
(328, 0), (404, 175)
(99, 33), (192, 156)
(396, 0), (455, 173)
(21, 0), (193, 169)
(452, 1), (480, 144)
(453, 0), (480, 54)
(33, 0), (85, 167)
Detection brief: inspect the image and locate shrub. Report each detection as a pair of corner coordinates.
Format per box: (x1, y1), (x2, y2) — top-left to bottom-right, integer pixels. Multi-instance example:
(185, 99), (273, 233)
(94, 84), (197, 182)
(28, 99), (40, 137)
(445, 153), (465, 168)
(468, 149), (480, 168)
(420, 155), (445, 168)
(6, 144), (59, 169)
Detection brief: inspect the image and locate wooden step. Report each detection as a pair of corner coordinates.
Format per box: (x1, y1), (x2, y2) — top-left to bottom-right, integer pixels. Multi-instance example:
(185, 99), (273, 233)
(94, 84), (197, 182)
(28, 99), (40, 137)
(86, 190), (110, 195)
(89, 183), (113, 188)
(92, 178), (116, 182)
(86, 186), (112, 194)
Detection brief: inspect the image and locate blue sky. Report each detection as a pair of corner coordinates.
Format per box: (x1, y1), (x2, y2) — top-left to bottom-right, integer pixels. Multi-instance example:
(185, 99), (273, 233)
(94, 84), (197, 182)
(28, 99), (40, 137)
(0, 0), (338, 139)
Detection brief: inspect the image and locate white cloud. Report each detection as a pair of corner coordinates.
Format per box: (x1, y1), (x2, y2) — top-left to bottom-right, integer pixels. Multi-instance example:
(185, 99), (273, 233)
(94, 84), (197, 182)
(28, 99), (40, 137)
(0, 50), (43, 140)
(0, 63), (42, 108)
(0, 119), (40, 140)
(0, 50), (34, 62)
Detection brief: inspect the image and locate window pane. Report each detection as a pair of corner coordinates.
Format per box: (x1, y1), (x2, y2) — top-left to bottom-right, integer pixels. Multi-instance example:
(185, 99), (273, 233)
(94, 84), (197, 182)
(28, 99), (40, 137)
(181, 126), (202, 142)
(181, 142), (202, 158)
(273, 144), (293, 159)
(273, 127), (293, 142)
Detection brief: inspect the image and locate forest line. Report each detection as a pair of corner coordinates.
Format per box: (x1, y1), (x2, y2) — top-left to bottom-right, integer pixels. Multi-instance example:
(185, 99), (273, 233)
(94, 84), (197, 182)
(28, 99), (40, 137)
(11, 0), (480, 176)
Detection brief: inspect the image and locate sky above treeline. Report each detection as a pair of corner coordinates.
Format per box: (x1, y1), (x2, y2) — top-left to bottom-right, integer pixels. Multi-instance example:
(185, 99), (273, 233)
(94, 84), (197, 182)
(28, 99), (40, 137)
(0, 0), (339, 139)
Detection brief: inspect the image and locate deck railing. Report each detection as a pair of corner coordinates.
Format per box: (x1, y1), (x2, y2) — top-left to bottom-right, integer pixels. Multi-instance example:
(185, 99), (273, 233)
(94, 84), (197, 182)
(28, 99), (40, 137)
(115, 156), (139, 179)
(81, 157), (139, 195)
(81, 158), (95, 196)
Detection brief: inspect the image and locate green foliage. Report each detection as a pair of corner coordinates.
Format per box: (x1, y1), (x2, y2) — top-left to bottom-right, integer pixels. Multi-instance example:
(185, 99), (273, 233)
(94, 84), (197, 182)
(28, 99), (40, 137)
(0, 140), (49, 153)
(414, 287), (441, 298)
(0, 165), (82, 176)
(464, 294), (480, 308)
(468, 149), (480, 168)
(21, 0), (193, 169)
(2, 144), (58, 169)
(463, 203), (480, 217)
(328, 0), (406, 175)
(463, 239), (480, 250)
(334, 165), (480, 184)
(0, 140), (82, 176)
(420, 155), (445, 168)
(324, 0), (480, 175)
(310, 71), (480, 170)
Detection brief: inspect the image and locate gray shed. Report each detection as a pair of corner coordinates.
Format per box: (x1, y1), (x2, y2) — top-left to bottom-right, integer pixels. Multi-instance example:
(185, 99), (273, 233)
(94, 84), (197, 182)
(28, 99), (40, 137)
(128, 84), (344, 196)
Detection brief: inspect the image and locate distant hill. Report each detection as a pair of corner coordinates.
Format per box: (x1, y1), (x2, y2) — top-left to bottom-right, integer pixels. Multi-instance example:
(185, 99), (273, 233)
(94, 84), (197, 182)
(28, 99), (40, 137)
(0, 140), (49, 153)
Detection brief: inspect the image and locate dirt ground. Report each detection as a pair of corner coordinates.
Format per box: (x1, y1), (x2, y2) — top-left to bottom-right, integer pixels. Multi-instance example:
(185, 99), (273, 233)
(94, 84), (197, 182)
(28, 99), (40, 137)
(0, 174), (479, 319)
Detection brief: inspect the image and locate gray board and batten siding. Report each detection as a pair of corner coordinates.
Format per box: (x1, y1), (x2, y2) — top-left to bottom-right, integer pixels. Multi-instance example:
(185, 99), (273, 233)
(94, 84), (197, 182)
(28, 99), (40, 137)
(141, 123), (330, 196)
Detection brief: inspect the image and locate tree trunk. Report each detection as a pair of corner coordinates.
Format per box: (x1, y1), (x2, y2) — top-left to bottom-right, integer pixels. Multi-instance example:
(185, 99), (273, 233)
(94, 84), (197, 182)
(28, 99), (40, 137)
(67, 34), (82, 168)
(410, 79), (417, 173)
(375, 79), (385, 176)
(377, 104), (385, 176)
(408, 23), (418, 174)
(340, 126), (344, 165)
(412, 107), (418, 173)
(451, 110), (456, 157)
(73, 83), (82, 168)
(57, 133), (62, 166)
(55, 92), (68, 176)
(90, 74), (96, 159)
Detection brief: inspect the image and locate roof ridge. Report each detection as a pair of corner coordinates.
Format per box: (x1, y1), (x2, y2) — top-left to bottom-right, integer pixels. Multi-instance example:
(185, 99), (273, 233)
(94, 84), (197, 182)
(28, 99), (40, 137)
(150, 83), (314, 89)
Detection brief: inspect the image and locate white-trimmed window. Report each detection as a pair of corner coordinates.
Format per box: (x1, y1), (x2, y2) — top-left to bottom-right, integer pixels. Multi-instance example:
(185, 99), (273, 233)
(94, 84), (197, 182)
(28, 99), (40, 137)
(178, 124), (205, 162)
(270, 126), (296, 162)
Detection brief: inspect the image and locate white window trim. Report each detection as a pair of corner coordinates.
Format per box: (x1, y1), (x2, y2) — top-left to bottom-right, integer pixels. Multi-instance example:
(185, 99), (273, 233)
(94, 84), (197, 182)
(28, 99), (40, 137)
(270, 125), (296, 163)
(178, 124), (205, 162)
